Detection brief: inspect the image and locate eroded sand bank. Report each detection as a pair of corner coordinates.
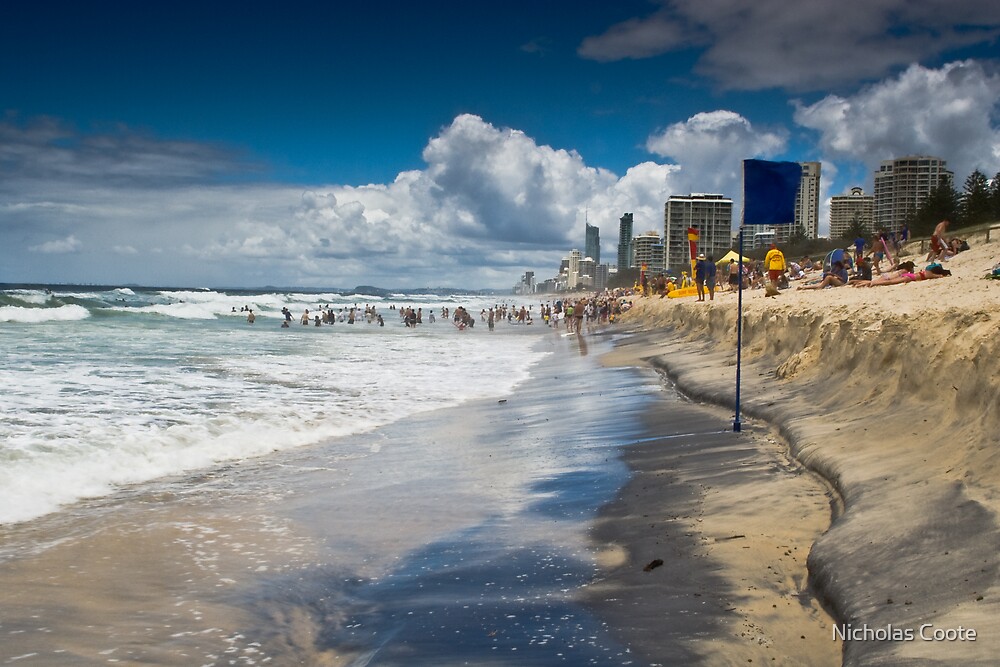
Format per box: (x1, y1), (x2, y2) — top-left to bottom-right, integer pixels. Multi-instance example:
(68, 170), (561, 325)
(609, 236), (1000, 665)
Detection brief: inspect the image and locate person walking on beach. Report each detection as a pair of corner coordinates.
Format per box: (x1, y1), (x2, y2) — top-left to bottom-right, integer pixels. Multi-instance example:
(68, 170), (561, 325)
(854, 235), (866, 266)
(727, 259), (740, 291)
(764, 243), (785, 289)
(705, 255), (717, 301)
(927, 219), (950, 262)
(694, 254), (707, 301)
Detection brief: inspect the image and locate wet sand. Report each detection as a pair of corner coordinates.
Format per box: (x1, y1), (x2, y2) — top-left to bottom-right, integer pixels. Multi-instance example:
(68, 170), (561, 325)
(0, 330), (636, 665)
(585, 331), (840, 666)
(0, 324), (843, 665)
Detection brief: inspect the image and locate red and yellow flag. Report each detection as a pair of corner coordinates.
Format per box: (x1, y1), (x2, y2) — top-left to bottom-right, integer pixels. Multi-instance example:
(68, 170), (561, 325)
(686, 227), (699, 265)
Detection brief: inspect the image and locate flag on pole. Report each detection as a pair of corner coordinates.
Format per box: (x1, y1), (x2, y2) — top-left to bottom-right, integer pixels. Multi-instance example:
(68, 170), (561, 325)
(742, 159), (801, 226)
(686, 227), (699, 259)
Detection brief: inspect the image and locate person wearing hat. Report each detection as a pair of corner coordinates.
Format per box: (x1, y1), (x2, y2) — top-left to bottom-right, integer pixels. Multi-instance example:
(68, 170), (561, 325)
(694, 253), (708, 301)
(764, 243), (785, 289)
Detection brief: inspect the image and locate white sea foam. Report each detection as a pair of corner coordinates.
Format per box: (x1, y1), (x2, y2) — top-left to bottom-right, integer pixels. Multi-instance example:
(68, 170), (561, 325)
(0, 304), (91, 323)
(0, 293), (549, 525)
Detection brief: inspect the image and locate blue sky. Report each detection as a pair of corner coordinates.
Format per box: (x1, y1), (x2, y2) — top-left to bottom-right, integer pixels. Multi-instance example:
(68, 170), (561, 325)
(2, 0), (999, 288)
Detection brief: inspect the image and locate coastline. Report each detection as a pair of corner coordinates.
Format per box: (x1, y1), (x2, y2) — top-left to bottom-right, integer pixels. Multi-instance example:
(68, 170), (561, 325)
(585, 329), (840, 666)
(0, 327), (659, 665)
(608, 236), (1000, 664)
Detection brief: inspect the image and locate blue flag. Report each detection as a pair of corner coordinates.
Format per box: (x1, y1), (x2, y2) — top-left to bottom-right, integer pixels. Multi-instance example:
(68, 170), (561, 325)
(743, 159), (801, 226)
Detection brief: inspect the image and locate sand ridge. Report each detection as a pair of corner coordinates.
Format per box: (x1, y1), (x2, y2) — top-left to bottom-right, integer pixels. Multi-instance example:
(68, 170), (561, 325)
(616, 234), (1000, 664)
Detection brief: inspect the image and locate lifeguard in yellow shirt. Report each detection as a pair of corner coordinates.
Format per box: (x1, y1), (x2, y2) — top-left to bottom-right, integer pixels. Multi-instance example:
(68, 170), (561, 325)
(764, 243), (785, 287)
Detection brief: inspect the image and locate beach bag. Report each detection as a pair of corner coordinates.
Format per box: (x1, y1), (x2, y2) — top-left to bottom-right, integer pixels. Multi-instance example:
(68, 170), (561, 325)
(990, 262), (1000, 279)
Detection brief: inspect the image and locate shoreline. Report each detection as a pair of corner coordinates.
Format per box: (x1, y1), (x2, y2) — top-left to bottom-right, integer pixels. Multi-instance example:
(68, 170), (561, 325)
(609, 236), (1000, 664)
(585, 329), (841, 665)
(0, 328), (655, 665)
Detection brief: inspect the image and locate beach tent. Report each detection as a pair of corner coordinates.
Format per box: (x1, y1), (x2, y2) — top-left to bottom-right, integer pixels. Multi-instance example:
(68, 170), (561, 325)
(823, 248), (845, 274)
(716, 250), (753, 266)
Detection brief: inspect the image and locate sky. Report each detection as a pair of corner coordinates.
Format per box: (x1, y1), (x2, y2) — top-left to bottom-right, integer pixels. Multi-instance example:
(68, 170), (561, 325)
(2, 0), (1000, 289)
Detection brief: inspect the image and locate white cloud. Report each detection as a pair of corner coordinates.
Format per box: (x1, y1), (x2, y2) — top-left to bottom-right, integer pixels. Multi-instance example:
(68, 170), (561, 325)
(1, 115), (683, 287)
(645, 111), (787, 214)
(793, 61), (1000, 179)
(29, 235), (81, 254)
(579, 0), (1000, 91)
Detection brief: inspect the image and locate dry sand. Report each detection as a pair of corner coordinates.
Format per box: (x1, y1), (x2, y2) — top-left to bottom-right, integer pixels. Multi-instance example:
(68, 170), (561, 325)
(608, 234), (1000, 665)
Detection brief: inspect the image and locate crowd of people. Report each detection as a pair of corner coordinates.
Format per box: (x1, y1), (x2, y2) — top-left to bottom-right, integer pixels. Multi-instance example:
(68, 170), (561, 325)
(633, 221), (964, 300)
(239, 289), (638, 335)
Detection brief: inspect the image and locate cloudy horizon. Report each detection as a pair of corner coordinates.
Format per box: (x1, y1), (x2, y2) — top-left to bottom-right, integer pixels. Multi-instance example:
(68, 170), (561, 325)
(2, 1), (999, 289)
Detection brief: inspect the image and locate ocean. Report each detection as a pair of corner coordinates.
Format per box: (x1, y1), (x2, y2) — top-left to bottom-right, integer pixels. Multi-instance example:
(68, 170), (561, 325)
(0, 284), (666, 665)
(0, 286), (554, 526)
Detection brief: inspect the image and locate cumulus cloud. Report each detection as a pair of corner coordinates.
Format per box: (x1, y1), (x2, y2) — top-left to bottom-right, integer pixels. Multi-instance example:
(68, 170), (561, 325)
(29, 235), (81, 254)
(579, 0), (1000, 91)
(0, 114), (681, 287)
(793, 61), (1000, 179)
(645, 110), (786, 207)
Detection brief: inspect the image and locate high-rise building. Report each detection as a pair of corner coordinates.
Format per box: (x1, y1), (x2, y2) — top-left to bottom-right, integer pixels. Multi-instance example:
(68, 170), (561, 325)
(585, 223), (600, 265)
(874, 156), (952, 233)
(632, 231), (665, 273)
(664, 193), (733, 270)
(830, 187), (874, 239)
(747, 162), (820, 244)
(578, 257), (596, 289)
(617, 213), (634, 270)
(567, 249), (582, 290)
(795, 161), (821, 240)
(594, 264), (610, 291)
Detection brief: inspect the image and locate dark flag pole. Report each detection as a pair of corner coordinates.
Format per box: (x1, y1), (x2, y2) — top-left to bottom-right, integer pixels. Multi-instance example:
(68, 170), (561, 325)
(735, 159), (802, 433)
(734, 223), (745, 432)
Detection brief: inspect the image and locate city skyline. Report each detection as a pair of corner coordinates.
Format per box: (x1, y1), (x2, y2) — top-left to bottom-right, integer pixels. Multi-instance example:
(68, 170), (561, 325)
(3, 1), (999, 289)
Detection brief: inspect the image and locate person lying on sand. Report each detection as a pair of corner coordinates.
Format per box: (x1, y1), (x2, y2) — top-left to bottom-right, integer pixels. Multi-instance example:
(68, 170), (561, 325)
(850, 263), (951, 287)
(798, 260), (849, 290)
(850, 261), (915, 287)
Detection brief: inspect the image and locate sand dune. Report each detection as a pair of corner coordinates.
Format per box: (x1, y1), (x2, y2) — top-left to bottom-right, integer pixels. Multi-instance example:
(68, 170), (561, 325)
(617, 234), (1000, 664)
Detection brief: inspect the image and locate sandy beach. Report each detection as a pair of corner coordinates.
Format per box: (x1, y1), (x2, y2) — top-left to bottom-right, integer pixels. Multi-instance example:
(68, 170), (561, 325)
(606, 233), (1000, 665)
(2, 237), (998, 665)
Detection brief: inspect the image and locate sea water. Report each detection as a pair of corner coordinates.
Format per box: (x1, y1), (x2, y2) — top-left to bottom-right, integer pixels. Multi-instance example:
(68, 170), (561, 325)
(0, 285), (548, 526)
(0, 284), (667, 664)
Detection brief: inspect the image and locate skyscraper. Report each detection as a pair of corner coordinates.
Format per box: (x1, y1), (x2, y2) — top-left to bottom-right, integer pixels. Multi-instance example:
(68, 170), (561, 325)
(632, 231), (665, 273)
(585, 223), (600, 264)
(617, 213), (633, 270)
(758, 162), (821, 243)
(664, 194), (733, 270)
(830, 187), (874, 239)
(795, 161), (821, 240)
(874, 156), (952, 233)
(567, 249), (582, 289)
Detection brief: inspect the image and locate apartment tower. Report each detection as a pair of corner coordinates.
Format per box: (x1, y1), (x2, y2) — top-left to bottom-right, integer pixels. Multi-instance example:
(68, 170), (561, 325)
(829, 187), (875, 239)
(664, 193), (733, 270)
(873, 156), (952, 233)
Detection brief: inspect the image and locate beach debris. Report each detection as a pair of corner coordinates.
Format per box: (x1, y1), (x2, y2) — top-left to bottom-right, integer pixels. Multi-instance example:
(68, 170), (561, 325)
(643, 558), (664, 572)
